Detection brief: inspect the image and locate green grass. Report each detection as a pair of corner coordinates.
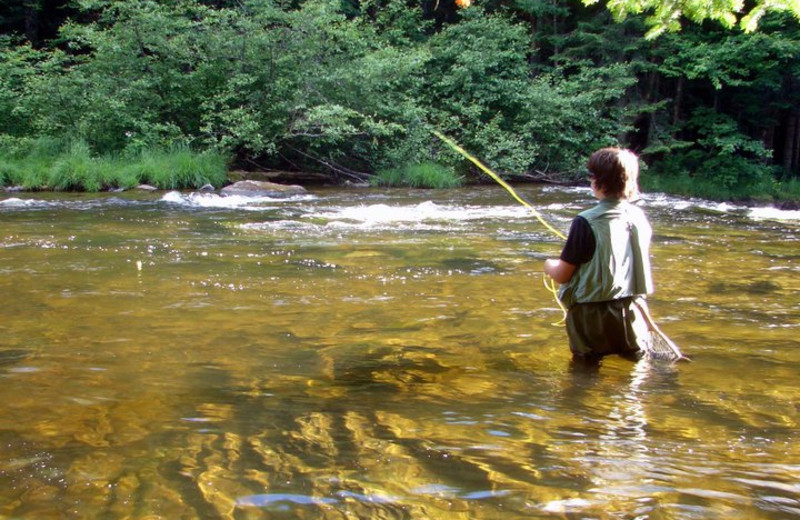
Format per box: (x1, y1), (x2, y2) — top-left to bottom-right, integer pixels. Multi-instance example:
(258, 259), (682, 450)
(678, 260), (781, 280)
(640, 171), (797, 203)
(372, 161), (463, 189)
(122, 146), (228, 190)
(0, 136), (229, 191)
(773, 177), (800, 203)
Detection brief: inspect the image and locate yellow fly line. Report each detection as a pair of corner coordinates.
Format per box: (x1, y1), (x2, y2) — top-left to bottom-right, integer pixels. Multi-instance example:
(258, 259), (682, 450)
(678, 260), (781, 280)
(432, 131), (566, 241)
(431, 130), (568, 323)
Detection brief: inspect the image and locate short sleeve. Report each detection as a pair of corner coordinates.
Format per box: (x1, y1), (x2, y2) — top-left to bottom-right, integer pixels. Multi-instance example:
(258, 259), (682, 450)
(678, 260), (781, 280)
(560, 216), (596, 266)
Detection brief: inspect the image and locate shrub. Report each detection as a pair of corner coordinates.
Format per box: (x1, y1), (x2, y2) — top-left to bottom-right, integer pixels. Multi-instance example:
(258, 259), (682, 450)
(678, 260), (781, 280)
(645, 109), (777, 200)
(0, 134), (228, 191)
(372, 162), (463, 189)
(774, 177), (800, 202)
(126, 146), (228, 190)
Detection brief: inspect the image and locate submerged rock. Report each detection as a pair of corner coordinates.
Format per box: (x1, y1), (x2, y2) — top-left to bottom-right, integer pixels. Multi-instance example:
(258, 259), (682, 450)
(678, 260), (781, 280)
(708, 280), (782, 294)
(221, 180), (307, 198)
(0, 348), (29, 367)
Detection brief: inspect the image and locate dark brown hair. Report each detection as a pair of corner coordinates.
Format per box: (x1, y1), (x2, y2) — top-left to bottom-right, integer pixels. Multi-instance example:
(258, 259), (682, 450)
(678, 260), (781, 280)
(587, 147), (640, 200)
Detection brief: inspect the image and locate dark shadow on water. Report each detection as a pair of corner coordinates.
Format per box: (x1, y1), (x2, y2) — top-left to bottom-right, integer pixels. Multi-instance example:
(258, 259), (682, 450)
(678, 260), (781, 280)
(332, 345), (455, 390)
(437, 257), (505, 274)
(0, 349), (31, 367)
(707, 280), (782, 294)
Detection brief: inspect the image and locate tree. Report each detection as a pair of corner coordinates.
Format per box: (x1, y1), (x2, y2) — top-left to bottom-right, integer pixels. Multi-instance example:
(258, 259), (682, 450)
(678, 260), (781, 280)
(2, 0), (798, 192)
(583, 0), (800, 38)
(0, 0), (78, 46)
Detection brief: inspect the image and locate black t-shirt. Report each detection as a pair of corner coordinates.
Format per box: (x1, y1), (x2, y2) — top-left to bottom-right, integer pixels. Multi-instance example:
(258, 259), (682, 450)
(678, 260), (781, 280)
(560, 216), (596, 266)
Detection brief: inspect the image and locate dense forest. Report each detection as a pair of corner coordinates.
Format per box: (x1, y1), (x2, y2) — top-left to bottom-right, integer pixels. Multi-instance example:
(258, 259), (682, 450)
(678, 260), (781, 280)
(1, 0), (799, 201)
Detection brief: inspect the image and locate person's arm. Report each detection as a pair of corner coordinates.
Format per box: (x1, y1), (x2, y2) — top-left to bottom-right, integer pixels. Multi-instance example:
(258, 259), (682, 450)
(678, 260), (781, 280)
(544, 259), (577, 283)
(543, 216), (595, 284)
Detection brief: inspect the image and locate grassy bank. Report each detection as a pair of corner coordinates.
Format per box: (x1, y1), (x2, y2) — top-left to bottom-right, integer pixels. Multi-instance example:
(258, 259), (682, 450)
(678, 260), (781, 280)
(371, 162), (464, 189)
(2, 136), (798, 206)
(0, 137), (228, 192)
(641, 171), (800, 206)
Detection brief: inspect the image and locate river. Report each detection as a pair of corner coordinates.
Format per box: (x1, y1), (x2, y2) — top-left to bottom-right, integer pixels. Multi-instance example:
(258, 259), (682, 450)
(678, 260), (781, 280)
(1, 185), (798, 519)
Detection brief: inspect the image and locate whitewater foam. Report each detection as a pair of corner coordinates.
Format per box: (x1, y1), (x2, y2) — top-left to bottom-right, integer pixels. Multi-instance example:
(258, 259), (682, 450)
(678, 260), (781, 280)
(160, 190), (314, 210)
(0, 198), (51, 208)
(307, 201), (530, 227)
(748, 206), (800, 221)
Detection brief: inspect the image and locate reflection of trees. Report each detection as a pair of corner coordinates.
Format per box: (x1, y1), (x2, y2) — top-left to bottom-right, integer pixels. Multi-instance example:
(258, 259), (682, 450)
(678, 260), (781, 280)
(150, 342), (566, 518)
(0, 331), (687, 518)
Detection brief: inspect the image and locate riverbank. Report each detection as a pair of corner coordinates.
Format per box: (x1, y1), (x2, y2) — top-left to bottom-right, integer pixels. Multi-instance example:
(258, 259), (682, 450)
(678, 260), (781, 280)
(639, 173), (800, 210)
(0, 139), (228, 192)
(2, 139), (799, 208)
(5, 173), (799, 212)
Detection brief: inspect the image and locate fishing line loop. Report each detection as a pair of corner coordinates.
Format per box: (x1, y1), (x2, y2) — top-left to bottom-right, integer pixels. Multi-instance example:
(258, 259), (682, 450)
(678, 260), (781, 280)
(432, 129), (568, 323)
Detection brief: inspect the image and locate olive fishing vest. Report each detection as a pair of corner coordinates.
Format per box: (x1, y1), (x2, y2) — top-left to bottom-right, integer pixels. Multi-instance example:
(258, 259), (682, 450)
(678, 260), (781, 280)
(558, 198), (654, 309)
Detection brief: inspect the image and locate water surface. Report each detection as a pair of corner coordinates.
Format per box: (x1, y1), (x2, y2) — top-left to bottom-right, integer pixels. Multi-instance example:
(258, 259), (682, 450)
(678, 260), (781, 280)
(1, 186), (798, 519)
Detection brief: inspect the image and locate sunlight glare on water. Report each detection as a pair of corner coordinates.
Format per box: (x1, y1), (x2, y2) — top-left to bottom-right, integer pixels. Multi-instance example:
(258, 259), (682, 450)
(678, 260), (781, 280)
(0, 186), (798, 519)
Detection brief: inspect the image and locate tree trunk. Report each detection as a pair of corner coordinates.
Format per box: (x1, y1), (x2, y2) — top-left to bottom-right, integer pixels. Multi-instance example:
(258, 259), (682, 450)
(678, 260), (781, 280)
(795, 114), (800, 176)
(672, 76), (684, 126)
(787, 111), (800, 175)
(24, 2), (39, 44)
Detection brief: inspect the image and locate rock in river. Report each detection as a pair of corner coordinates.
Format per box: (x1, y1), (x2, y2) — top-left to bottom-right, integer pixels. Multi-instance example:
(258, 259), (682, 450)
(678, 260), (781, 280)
(221, 180), (307, 198)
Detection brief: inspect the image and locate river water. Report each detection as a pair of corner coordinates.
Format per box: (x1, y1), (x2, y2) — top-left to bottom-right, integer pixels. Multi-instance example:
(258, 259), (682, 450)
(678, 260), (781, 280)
(1, 185), (798, 519)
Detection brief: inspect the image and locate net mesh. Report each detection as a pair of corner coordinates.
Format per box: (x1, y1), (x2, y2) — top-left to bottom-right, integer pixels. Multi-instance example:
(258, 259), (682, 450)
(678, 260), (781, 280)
(634, 300), (689, 362)
(641, 329), (687, 362)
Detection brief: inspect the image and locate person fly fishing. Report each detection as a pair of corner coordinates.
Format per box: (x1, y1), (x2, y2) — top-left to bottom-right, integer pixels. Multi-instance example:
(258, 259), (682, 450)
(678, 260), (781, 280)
(544, 147), (657, 364)
(432, 131), (685, 363)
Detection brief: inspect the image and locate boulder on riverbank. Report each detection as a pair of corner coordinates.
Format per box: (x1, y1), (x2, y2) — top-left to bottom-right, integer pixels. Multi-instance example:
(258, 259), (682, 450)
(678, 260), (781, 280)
(220, 180), (307, 198)
(227, 169), (331, 185)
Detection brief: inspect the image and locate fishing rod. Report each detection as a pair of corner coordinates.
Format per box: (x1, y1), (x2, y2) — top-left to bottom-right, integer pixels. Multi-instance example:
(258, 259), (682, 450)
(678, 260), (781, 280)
(431, 130), (566, 241)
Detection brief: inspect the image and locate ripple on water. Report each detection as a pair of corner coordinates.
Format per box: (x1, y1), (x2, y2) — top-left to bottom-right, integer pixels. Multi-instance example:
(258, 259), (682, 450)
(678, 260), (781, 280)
(235, 492), (338, 507)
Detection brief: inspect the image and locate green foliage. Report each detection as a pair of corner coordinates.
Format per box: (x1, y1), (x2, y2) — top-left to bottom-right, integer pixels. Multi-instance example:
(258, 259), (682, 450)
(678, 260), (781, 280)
(372, 162), (463, 189)
(774, 177), (800, 202)
(646, 108), (777, 199)
(523, 63), (637, 176)
(0, 0), (798, 200)
(0, 134), (227, 191)
(584, 0), (800, 38)
(0, 39), (41, 137)
(49, 141), (108, 191)
(0, 135), (66, 189)
(630, 16), (800, 199)
(123, 146), (228, 190)
(655, 26), (800, 92)
(421, 10), (536, 174)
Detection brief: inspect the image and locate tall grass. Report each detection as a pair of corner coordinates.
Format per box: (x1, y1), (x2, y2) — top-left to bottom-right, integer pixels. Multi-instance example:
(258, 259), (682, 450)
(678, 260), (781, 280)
(0, 136), (228, 191)
(641, 171), (787, 203)
(372, 162), (463, 189)
(774, 177), (800, 203)
(122, 146), (228, 190)
(0, 135), (62, 189)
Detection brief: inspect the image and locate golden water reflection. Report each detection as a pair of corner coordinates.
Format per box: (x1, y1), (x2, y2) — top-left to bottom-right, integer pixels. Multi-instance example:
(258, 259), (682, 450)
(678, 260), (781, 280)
(0, 187), (798, 519)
